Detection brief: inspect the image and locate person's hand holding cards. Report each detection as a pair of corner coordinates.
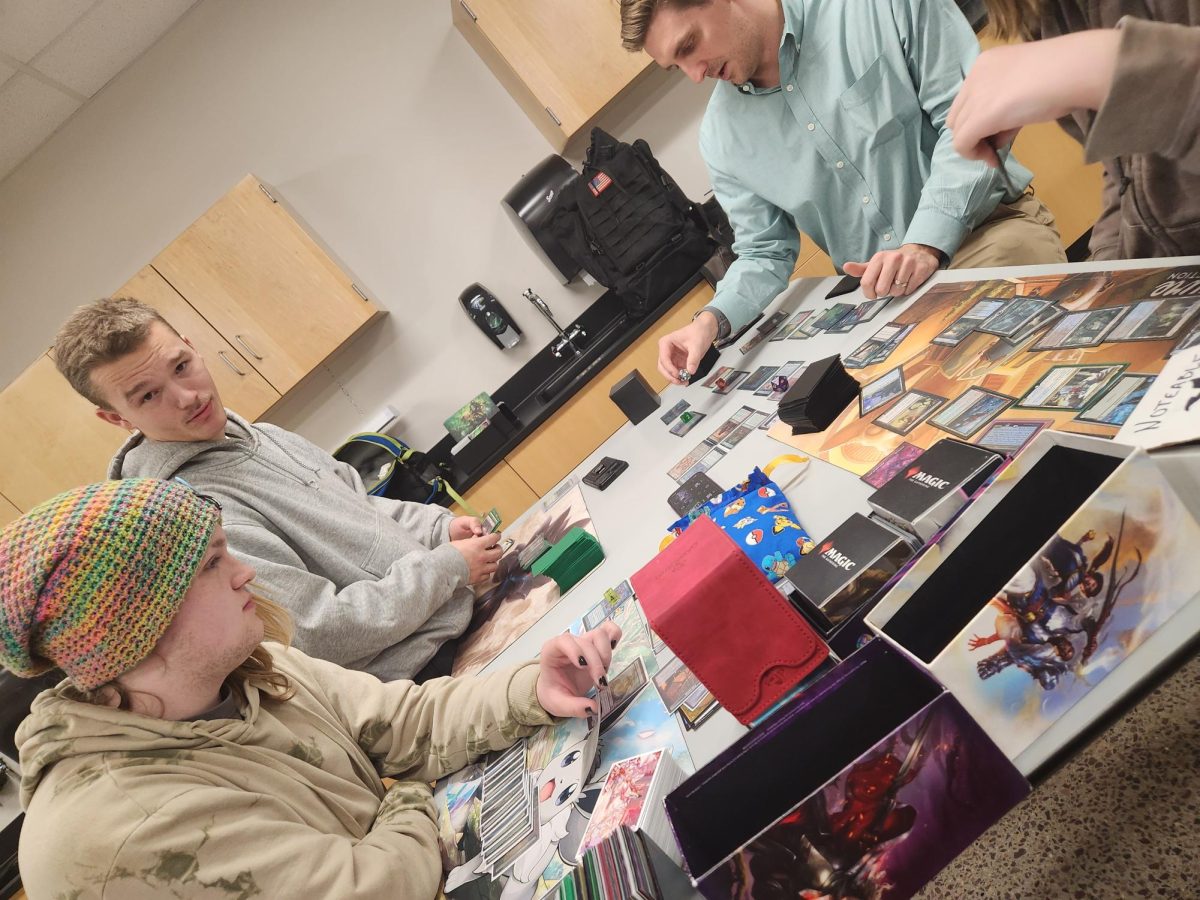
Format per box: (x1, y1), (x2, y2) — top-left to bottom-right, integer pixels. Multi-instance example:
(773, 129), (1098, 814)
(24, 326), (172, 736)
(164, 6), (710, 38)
(536, 620), (623, 718)
(448, 514), (486, 539)
(451, 531), (504, 584)
(449, 507), (501, 542)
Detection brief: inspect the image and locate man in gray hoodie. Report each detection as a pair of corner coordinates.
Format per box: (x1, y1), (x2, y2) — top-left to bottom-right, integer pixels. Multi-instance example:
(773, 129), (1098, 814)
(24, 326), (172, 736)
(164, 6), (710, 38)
(52, 297), (504, 682)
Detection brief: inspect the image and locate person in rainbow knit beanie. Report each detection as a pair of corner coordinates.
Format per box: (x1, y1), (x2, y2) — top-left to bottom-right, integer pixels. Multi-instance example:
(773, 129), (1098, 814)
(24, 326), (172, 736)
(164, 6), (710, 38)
(1, 478), (620, 899)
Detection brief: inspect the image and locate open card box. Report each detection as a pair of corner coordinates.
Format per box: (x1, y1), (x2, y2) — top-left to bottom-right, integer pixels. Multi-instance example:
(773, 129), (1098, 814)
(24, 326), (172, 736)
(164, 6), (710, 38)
(664, 639), (1029, 900)
(867, 431), (1200, 777)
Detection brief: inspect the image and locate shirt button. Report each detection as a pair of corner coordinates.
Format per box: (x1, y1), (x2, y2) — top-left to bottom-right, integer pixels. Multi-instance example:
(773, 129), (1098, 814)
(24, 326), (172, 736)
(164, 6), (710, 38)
(786, 84), (794, 92)
(742, 85), (751, 92)
(884, 232), (893, 241)
(807, 122), (815, 131)
(862, 196), (870, 204)
(835, 161), (845, 169)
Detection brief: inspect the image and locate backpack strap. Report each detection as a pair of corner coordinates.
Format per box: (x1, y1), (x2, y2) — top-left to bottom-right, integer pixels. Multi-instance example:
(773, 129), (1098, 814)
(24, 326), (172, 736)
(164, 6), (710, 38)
(334, 432), (478, 515)
(344, 431), (413, 462)
(431, 476), (476, 516)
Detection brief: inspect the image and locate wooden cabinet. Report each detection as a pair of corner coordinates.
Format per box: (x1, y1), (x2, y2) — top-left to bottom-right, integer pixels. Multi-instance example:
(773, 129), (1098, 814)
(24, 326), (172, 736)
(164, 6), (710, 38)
(452, 0), (654, 151)
(152, 175), (384, 394)
(0, 354), (128, 512)
(793, 236), (838, 279)
(116, 267), (281, 421)
(506, 281), (714, 495)
(454, 459), (541, 528)
(0, 493), (20, 529)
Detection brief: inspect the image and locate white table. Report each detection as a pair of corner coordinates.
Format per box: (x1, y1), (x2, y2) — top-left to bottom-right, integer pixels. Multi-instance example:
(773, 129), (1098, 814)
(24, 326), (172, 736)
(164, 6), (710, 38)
(481, 255), (1200, 773)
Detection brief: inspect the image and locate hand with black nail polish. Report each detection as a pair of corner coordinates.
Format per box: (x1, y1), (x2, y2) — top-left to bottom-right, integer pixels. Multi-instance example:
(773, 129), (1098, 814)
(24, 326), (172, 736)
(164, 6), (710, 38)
(535, 619), (623, 718)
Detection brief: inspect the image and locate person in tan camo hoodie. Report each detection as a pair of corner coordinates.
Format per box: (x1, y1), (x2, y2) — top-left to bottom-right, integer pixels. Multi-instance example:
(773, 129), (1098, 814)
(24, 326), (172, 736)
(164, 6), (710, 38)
(0, 478), (620, 899)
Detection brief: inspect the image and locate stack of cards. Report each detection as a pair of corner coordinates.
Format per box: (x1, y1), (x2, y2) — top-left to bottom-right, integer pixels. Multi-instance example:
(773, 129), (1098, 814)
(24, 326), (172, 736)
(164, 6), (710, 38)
(578, 750), (687, 864)
(529, 527), (604, 593)
(550, 826), (667, 900)
(476, 739), (540, 874)
(777, 354), (861, 434)
(677, 687), (719, 730)
(653, 656), (720, 730)
(518, 534), (552, 569)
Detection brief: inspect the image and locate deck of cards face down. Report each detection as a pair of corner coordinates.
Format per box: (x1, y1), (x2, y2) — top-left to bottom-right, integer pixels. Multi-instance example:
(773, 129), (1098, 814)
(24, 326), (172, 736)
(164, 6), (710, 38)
(778, 354), (860, 433)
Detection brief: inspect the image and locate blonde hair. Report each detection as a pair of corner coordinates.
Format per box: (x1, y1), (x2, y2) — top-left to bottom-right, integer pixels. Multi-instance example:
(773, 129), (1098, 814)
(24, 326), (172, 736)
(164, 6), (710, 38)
(619, 0), (710, 52)
(982, 0), (1043, 42)
(230, 593), (297, 703)
(77, 593), (297, 712)
(54, 297), (180, 408)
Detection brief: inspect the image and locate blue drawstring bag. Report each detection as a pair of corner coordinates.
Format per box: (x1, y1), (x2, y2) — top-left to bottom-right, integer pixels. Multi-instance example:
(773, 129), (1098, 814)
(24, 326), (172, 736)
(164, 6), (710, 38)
(666, 456), (814, 582)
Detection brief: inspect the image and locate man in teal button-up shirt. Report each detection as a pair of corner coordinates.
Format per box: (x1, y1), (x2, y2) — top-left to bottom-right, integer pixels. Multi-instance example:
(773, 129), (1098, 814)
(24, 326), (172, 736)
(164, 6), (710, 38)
(619, 0), (1066, 384)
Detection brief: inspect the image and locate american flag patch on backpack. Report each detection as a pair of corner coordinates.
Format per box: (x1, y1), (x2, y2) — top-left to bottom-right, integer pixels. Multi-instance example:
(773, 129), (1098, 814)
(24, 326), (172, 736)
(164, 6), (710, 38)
(588, 171), (613, 196)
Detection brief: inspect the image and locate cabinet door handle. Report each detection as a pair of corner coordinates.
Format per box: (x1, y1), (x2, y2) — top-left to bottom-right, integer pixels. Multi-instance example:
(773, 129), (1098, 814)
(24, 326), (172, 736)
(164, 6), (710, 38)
(545, 106), (561, 126)
(235, 334), (264, 360)
(459, 0), (477, 21)
(218, 351), (247, 376)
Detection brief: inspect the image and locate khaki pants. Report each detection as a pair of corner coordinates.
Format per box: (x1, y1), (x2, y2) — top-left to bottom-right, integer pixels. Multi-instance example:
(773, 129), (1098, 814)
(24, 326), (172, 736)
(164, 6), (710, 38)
(949, 189), (1067, 270)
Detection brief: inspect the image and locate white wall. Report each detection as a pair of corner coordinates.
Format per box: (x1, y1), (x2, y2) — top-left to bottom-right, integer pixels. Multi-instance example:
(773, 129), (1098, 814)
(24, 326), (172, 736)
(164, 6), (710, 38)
(0, 0), (715, 451)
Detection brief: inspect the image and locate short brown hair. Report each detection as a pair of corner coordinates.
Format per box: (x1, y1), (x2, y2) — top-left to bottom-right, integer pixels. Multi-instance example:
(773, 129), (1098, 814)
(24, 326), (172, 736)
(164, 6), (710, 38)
(619, 0), (711, 52)
(54, 297), (179, 408)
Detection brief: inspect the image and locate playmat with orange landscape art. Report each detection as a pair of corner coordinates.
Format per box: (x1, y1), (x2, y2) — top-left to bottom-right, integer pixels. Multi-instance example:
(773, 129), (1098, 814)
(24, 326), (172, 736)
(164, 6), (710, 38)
(768, 266), (1200, 477)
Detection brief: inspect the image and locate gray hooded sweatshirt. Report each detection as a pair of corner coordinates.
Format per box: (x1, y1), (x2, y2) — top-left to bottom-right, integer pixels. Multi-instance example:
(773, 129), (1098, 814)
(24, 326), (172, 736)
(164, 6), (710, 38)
(109, 410), (472, 680)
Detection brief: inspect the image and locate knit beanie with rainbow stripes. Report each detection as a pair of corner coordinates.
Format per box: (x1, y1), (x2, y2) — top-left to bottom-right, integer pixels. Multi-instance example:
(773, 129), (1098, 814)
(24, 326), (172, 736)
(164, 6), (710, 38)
(0, 478), (220, 690)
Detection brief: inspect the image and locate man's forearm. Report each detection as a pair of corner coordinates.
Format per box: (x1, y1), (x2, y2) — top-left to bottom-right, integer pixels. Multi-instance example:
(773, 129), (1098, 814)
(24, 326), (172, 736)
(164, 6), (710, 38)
(694, 308), (728, 343)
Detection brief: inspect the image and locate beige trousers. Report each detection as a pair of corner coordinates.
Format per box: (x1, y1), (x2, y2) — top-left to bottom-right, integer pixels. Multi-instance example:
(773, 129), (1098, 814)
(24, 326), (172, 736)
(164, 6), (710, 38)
(949, 189), (1068, 269)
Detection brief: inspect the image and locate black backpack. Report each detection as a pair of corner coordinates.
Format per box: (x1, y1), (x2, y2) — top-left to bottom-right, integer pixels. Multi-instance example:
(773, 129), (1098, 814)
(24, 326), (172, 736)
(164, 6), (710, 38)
(549, 128), (715, 317)
(331, 433), (465, 508)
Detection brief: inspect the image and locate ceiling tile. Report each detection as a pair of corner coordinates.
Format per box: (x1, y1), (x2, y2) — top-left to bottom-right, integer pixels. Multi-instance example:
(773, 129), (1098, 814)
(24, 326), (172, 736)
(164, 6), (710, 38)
(0, 55), (16, 86)
(31, 0), (197, 97)
(0, 0), (95, 63)
(0, 73), (81, 181)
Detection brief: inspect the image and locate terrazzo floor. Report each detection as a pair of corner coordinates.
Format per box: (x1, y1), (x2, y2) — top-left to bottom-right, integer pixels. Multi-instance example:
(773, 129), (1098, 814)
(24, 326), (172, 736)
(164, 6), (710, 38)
(917, 653), (1199, 900)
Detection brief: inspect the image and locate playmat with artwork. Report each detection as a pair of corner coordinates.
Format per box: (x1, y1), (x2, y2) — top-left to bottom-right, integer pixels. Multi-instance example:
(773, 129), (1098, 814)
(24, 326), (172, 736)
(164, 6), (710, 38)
(770, 266), (1200, 476)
